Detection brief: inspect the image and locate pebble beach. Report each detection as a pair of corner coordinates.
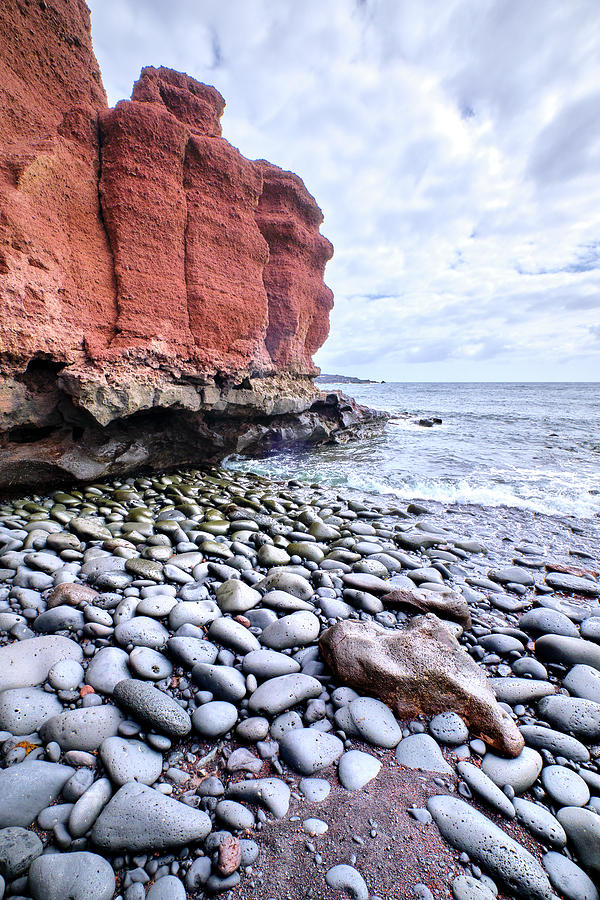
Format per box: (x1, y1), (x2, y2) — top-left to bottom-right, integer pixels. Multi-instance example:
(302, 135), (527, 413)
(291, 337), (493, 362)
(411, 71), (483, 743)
(0, 466), (599, 900)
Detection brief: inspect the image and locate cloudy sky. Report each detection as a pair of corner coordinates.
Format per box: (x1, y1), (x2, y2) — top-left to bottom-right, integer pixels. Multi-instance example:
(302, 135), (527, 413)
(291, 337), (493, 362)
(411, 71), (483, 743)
(87, 0), (600, 381)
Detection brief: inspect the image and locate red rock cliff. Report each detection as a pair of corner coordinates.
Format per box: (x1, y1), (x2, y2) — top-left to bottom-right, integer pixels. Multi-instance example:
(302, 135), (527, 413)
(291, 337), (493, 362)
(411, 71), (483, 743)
(0, 0), (380, 490)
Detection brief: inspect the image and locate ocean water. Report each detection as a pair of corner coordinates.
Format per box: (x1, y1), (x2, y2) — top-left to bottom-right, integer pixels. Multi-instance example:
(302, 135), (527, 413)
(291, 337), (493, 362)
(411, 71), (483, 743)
(227, 382), (600, 520)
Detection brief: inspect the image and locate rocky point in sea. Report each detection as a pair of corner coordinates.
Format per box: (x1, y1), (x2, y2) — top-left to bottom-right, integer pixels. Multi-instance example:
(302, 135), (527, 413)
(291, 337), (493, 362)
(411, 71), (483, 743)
(0, 465), (598, 899)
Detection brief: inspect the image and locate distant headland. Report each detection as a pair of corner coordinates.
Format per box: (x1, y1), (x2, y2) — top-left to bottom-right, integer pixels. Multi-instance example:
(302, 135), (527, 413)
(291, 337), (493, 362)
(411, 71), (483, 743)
(315, 374), (382, 384)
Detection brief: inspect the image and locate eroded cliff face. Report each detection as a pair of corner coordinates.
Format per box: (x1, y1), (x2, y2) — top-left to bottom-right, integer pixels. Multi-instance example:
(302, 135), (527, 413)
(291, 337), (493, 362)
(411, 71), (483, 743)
(0, 0), (380, 491)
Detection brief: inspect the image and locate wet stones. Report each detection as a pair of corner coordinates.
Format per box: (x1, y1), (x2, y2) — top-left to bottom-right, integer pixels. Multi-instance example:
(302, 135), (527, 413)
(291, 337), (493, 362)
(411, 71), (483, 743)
(112, 679), (192, 737)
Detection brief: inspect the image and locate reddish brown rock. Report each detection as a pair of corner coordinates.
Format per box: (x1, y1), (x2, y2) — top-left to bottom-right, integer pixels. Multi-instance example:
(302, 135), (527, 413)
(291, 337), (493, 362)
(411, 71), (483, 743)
(183, 134), (271, 371)
(0, 0), (378, 491)
(319, 615), (525, 758)
(47, 583), (100, 609)
(0, 0), (116, 368)
(382, 586), (472, 629)
(256, 162), (334, 374)
(218, 834), (242, 876)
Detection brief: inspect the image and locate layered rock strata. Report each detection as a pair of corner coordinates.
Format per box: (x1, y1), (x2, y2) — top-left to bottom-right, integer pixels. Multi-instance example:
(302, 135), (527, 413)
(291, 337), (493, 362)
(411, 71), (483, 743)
(0, 0), (374, 491)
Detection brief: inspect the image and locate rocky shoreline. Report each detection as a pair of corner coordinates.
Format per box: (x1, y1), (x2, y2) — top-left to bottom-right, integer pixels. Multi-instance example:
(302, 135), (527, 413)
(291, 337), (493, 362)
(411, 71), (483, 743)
(0, 467), (599, 900)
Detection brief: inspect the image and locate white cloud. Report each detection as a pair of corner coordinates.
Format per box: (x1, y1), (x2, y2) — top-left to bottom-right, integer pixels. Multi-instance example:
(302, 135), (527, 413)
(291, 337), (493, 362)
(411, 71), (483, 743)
(87, 0), (600, 380)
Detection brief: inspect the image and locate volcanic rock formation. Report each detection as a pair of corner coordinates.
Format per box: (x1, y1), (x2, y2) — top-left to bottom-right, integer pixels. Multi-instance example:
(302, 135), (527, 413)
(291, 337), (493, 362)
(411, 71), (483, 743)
(0, 0), (375, 491)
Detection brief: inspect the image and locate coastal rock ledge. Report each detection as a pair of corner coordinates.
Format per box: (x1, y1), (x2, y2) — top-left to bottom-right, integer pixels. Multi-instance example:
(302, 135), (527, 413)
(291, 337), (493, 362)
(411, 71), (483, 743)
(0, 0), (382, 491)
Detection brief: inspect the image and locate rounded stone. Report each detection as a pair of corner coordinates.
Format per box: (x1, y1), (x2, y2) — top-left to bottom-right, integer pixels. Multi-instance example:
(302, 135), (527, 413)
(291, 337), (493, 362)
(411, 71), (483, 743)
(216, 579), (261, 614)
(538, 694), (600, 741)
(100, 736), (163, 786)
(542, 851), (599, 900)
(216, 800), (255, 830)
(396, 734), (452, 774)
(28, 851), (115, 900)
(208, 617), (260, 655)
(348, 696), (402, 748)
(0, 687), (63, 735)
(259, 611), (320, 650)
(338, 750), (381, 791)
(40, 705), (124, 751)
(192, 701), (238, 738)
(91, 782), (211, 851)
(191, 663), (246, 702)
(279, 728), (344, 775)
(513, 798), (567, 848)
(0, 826), (43, 879)
(146, 875), (187, 900)
(129, 646), (173, 681)
(114, 616), (169, 649)
(456, 761), (515, 818)
(452, 875), (497, 900)
(248, 673), (322, 717)
(47, 659), (85, 691)
(428, 795), (555, 900)
(541, 765), (590, 808)
(113, 679), (191, 736)
(429, 711), (469, 746)
(241, 648), (301, 680)
(563, 665), (600, 704)
(0, 635), (83, 692)
(556, 806), (600, 872)
(325, 864), (368, 900)
(85, 647), (131, 695)
(481, 747), (543, 794)
(69, 777), (113, 838)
